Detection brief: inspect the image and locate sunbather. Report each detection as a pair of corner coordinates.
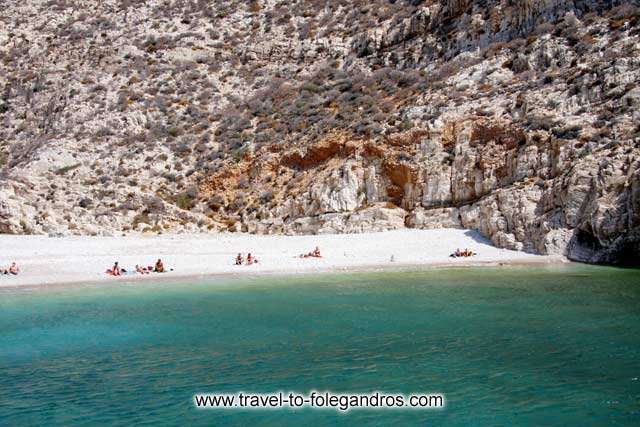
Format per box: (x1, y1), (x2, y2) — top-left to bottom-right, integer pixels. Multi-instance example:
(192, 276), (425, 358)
(246, 253), (259, 265)
(106, 261), (121, 276)
(136, 264), (149, 275)
(300, 246), (322, 258)
(235, 253), (244, 265)
(154, 259), (165, 273)
(450, 248), (477, 258)
(8, 262), (19, 275)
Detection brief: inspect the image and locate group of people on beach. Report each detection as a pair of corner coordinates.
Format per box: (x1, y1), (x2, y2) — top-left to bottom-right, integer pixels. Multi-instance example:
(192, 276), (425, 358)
(299, 247), (322, 258)
(106, 259), (168, 276)
(234, 246), (323, 266)
(1, 262), (19, 275)
(103, 246), (324, 276)
(4, 244), (482, 282)
(235, 253), (259, 265)
(450, 248), (477, 258)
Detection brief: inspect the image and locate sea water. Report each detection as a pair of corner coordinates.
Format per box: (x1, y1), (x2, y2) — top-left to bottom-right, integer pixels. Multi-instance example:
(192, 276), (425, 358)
(0, 265), (639, 426)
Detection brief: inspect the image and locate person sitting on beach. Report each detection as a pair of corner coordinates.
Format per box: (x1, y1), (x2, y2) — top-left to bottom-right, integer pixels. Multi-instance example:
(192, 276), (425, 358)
(8, 262), (19, 275)
(235, 253), (244, 265)
(246, 253), (259, 265)
(107, 261), (121, 276)
(136, 265), (149, 275)
(154, 259), (165, 273)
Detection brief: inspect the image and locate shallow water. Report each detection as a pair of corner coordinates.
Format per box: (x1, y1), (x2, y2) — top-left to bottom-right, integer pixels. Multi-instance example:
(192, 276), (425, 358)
(1, 265), (639, 426)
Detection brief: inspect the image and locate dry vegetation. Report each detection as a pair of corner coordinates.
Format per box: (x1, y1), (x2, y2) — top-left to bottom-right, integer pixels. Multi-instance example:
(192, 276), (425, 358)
(0, 0), (638, 237)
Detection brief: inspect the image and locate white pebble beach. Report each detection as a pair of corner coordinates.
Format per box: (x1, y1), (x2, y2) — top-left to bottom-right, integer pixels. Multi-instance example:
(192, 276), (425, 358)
(0, 229), (565, 288)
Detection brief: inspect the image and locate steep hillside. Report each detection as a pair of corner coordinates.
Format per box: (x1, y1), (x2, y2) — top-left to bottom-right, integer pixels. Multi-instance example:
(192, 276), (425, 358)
(1, 0), (639, 265)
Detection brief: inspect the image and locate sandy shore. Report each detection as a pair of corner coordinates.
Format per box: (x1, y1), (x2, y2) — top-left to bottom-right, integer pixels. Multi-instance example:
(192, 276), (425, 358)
(0, 229), (566, 288)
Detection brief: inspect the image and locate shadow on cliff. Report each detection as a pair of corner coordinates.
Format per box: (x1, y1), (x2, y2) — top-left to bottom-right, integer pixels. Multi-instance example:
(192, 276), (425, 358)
(568, 229), (640, 269)
(463, 229), (493, 246)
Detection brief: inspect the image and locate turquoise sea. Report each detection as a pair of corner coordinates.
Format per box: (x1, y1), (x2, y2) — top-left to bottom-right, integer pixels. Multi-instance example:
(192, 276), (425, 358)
(1, 265), (639, 426)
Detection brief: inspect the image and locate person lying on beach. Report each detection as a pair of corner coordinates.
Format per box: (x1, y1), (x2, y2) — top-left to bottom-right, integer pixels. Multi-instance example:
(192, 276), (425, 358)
(2, 262), (20, 275)
(154, 259), (165, 273)
(136, 265), (150, 275)
(8, 262), (19, 275)
(235, 253), (244, 265)
(299, 247), (322, 258)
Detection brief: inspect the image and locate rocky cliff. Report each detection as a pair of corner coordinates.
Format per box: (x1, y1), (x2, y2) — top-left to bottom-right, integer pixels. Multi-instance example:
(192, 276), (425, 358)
(1, 1), (639, 266)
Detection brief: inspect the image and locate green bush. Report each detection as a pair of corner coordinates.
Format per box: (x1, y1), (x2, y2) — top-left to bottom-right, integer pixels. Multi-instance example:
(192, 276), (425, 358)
(175, 192), (196, 210)
(55, 163), (81, 175)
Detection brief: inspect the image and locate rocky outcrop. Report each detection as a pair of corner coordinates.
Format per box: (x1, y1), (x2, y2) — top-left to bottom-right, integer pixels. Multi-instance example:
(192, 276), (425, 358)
(199, 116), (639, 266)
(281, 136), (356, 170)
(406, 207), (462, 229)
(354, 0), (634, 66)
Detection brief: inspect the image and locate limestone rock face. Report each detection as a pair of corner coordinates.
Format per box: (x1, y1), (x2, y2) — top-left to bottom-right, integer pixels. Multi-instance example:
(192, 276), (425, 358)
(0, 182), (33, 234)
(311, 165), (363, 214)
(564, 153), (640, 265)
(203, 116), (638, 266)
(406, 207), (462, 229)
(248, 204), (407, 236)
